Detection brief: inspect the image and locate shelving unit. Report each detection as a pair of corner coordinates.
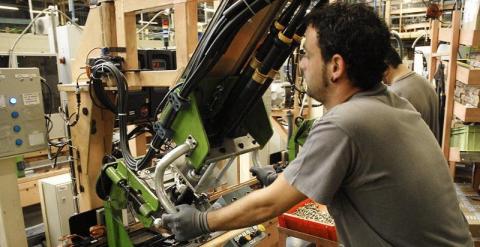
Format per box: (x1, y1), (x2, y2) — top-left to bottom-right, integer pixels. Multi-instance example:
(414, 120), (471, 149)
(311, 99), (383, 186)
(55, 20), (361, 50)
(386, 0), (455, 39)
(429, 10), (480, 177)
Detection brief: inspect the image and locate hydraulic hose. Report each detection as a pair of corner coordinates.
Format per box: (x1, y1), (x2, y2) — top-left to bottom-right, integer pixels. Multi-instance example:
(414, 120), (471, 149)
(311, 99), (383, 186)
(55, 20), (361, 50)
(222, 0), (311, 136)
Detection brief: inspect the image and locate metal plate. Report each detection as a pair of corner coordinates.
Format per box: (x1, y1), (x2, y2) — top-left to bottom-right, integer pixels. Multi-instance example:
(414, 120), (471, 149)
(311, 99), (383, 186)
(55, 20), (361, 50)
(204, 134), (260, 165)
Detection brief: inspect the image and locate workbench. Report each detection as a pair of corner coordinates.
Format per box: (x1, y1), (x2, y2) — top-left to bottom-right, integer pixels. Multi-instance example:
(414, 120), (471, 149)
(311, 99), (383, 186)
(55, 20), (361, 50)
(277, 226), (338, 247)
(456, 183), (480, 246)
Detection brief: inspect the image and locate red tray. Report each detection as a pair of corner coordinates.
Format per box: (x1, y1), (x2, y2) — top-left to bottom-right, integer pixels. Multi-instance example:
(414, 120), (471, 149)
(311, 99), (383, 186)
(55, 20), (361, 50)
(278, 199), (337, 241)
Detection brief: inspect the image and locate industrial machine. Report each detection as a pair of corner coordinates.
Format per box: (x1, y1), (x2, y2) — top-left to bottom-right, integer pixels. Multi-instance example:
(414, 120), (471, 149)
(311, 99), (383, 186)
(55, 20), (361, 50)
(0, 68), (47, 247)
(0, 68), (47, 157)
(59, 0), (328, 246)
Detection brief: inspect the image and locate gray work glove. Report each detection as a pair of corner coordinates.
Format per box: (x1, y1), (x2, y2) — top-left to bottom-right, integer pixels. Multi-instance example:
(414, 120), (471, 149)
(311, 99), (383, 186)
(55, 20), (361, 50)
(249, 166), (278, 187)
(161, 204), (211, 242)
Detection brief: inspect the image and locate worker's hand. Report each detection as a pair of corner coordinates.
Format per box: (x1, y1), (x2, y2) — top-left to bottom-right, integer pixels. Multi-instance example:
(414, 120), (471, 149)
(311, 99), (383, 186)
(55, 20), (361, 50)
(250, 166), (278, 187)
(162, 204), (211, 242)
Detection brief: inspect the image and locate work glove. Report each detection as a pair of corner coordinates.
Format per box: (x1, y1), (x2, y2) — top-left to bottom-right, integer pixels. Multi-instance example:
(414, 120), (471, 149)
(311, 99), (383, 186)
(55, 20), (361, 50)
(249, 166), (278, 187)
(162, 204), (211, 242)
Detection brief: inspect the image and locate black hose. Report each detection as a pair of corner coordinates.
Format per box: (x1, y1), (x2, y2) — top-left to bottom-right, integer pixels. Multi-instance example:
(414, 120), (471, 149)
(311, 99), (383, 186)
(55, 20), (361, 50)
(221, 0), (311, 136)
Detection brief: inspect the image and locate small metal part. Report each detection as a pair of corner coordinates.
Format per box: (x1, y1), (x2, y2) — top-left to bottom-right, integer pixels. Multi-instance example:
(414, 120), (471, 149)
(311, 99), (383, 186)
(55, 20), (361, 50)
(153, 218), (162, 228)
(293, 202), (335, 226)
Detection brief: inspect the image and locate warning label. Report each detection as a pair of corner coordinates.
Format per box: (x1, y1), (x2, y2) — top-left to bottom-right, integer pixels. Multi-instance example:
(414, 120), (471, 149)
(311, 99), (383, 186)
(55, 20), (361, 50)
(22, 92), (40, 105)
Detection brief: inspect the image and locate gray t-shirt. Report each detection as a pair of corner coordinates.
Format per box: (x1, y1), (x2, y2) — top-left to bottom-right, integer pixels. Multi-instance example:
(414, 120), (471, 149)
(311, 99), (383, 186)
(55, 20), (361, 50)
(284, 84), (472, 247)
(389, 71), (440, 142)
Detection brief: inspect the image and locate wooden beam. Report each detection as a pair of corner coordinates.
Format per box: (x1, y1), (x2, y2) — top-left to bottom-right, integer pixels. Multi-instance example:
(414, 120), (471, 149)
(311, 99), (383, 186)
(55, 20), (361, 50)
(123, 13), (139, 69)
(100, 2), (118, 49)
(71, 6), (104, 82)
(442, 11), (461, 161)
(128, 125), (147, 157)
(125, 70), (181, 87)
(0, 157), (28, 247)
(123, 0), (174, 13)
(174, 0), (198, 69)
(67, 91), (114, 212)
(385, 0), (391, 27)
(115, 1), (139, 70)
(428, 19), (440, 82)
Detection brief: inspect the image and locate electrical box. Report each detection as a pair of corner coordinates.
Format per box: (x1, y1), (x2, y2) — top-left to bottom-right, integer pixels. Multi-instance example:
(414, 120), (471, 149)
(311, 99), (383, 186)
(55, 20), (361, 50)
(39, 173), (75, 247)
(0, 68), (47, 158)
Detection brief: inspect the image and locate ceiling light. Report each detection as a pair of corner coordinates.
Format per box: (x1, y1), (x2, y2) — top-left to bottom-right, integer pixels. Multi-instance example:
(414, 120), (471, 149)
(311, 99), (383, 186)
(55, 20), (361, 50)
(139, 21), (158, 24)
(0, 6), (19, 11)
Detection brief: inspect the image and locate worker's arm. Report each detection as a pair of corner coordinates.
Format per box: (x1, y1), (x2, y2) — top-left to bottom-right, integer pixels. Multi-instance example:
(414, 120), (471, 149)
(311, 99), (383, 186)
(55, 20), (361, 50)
(208, 173), (306, 231)
(162, 173), (306, 241)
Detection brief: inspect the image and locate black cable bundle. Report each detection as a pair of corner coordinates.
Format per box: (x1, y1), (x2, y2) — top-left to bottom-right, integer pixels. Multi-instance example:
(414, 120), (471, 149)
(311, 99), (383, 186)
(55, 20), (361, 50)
(132, 0), (284, 170)
(220, 0), (321, 137)
(90, 62), (139, 170)
(90, 0), (307, 171)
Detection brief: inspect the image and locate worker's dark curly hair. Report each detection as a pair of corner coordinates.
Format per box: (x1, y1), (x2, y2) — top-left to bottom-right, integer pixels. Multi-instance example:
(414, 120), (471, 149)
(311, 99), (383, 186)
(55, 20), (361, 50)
(306, 3), (390, 90)
(385, 45), (403, 69)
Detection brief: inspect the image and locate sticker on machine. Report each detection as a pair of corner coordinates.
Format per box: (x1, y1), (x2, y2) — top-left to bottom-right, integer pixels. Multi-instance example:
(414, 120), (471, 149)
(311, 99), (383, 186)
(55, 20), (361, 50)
(29, 131), (45, 146)
(22, 92), (40, 105)
(0, 95), (5, 108)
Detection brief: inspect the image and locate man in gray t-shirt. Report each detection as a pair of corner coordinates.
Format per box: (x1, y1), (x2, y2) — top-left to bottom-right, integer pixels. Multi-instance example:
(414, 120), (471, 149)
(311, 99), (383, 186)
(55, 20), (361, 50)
(284, 83), (470, 246)
(162, 4), (473, 246)
(383, 46), (440, 142)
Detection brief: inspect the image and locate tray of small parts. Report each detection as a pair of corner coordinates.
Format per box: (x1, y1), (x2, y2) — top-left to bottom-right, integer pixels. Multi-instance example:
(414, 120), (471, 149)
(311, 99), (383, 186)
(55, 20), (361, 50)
(278, 199), (337, 241)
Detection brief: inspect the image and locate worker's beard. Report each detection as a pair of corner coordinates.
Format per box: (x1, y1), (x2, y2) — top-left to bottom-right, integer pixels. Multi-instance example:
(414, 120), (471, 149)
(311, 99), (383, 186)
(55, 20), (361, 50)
(305, 66), (330, 104)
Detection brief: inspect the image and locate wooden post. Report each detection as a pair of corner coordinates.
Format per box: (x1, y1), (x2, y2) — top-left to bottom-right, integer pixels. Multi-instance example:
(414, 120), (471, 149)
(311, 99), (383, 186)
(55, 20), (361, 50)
(115, 0), (139, 70)
(67, 90), (114, 212)
(385, 0), (391, 27)
(399, 2), (403, 32)
(100, 2), (118, 49)
(441, 10), (461, 177)
(128, 125), (147, 157)
(428, 19), (440, 82)
(0, 157), (28, 247)
(174, 0), (199, 71)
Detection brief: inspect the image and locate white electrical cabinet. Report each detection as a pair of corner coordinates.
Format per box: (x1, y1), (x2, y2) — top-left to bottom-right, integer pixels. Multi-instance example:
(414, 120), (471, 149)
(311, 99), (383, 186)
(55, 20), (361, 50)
(0, 68), (47, 158)
(39, 174), (75, 247)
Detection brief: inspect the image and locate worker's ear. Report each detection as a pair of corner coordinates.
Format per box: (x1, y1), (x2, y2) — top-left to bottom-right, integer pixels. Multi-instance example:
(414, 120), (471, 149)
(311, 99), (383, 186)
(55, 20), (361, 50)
(329, 54), (346, 83)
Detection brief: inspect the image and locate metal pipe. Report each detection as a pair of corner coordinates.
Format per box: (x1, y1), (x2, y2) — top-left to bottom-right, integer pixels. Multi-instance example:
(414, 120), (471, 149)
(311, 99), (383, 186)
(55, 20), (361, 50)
(252, 149), (262, 167)
(154, 137), (196, 214)
(194, 162), (217, 192)
(214, 157), (236, 186)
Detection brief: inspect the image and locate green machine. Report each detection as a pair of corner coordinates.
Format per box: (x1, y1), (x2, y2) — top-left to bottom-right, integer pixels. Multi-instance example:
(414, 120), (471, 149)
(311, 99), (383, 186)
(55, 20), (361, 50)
(91, 0), (328, 245)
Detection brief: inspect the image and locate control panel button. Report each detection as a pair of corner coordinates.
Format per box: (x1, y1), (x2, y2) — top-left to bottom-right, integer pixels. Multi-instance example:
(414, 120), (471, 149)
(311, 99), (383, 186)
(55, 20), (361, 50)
(11, 111), (19, 118)
(238, 236), (248, 245)
(13, 125), (21, 132)
(9, 97), (17, 105)
(15, 139), (23, 146)
(257, 224), (266, 232)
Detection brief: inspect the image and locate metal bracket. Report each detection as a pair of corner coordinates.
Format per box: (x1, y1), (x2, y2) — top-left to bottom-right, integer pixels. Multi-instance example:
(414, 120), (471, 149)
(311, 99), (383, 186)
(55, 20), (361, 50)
(153, 122), (174, 140)
(169, 92), (190, 112)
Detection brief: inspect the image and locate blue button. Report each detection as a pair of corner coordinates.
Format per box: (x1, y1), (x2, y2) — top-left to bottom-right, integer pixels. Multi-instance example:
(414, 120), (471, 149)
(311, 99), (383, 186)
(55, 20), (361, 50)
(15, 139), (23, 146)
(13, 125), (21, 133)
(9, 98), (17, 105)
(11, 111), (19, 118)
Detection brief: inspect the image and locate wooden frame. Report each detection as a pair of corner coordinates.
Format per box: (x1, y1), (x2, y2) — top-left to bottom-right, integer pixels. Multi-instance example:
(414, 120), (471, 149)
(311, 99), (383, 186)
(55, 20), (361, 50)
(430, 11), (480, 180)
(429, 11), (461, 177)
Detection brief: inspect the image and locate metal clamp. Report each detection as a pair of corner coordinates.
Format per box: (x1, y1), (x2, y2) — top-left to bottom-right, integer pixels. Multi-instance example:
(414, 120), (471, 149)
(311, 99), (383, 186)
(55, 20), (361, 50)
(169, 92), (190, 112)
(153, 122), (174, 140)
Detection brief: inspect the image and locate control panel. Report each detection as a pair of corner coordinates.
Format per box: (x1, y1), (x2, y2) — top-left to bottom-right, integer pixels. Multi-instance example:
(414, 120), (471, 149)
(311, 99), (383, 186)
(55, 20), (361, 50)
(0, 68), (47, 158)
(225, 224), (267, 247)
